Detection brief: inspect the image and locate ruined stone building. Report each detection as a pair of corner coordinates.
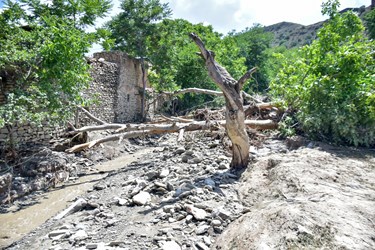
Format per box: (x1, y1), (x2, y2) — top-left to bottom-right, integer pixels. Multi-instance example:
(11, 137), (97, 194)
(0, 51), (147, 147)
(83, 51), (146, 125)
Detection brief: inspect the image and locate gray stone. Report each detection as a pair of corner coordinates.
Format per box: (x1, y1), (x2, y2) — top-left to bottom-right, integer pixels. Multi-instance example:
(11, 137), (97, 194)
(108, 241), (125, 246)
(155, 181), (168, 189)
(217, 155), (228, 163)
(203, 236), (212, 246)
(159, 168), (170, 178)
(185, 205), (208, 221)
(48, 230), (70, 238)
(70, 229), (88, 241)
(185, 214), (193, 222)
(161, 240), (181, 250)
(211, 219), (222, 226)
(132, 191), (151, 205)
(192, 157), (203, 163)
(196, 224), (210, 235)
(175, 147), (185, 154)
(168, 218), (176, 223)
(218, 163), (229, 170)
(86, 243), (99, 249)
(174, 182), (196, 197)
(104, 219), (119, 227)
(196, 242), (210, 250)
(146, 171), (159, 180)
(181, 154), (190, 163)
(184, 150), (194, 156)
(54, 198), (87, 220)
(93, 182), (107, 190)
(163, 205), (175, 214)
(204, 178), (215, 187)
(214, 209), (232, 220)
(116, 197), (127, 206)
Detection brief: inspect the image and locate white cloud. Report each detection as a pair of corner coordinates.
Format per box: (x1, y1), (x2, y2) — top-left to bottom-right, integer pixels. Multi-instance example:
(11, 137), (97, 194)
(161, 0), (370, 33)
(88, 0), (370, 53)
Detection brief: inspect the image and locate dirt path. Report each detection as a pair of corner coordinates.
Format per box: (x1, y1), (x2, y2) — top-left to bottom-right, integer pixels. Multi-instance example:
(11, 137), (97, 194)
(0, 147), (155, 248)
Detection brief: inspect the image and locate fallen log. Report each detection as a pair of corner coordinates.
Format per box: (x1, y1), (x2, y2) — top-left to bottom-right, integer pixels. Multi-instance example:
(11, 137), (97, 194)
(161, 87), (262, 104)
(244, 103), (279, 118)
(66, 119), (277, 153)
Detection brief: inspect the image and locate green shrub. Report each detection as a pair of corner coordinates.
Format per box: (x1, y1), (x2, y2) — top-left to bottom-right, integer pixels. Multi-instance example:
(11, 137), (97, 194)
(271, 1), (375, 146)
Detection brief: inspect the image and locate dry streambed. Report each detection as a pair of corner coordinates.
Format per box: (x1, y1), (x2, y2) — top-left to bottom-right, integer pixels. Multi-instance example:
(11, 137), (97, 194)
(3, 134), (375, 250)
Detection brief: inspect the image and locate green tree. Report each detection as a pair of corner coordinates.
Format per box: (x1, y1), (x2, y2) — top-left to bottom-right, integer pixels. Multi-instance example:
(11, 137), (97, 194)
(364, 8), (375, 39)
(231, 24), (273, 92)
(149, 19), (246, 113)
(105, 1), (247, 114)
(270, 0), (375, 146)
(105, 0), (172, 119)
(0, 0), (111, 146)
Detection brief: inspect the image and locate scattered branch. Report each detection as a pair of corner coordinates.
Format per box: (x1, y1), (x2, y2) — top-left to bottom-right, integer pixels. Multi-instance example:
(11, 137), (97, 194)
(238, 67), (257, 90)
(66, 119), (277, 153)
(77, 106), (107, 125)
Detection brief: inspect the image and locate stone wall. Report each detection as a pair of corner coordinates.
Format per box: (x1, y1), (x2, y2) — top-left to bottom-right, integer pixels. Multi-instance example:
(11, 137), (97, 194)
(0, 51), (147, 148)
(0, 122), (66, 148)
(92, 51), (145, 123)
(1, 70), (68, 148)
(79, 57), (120, 125)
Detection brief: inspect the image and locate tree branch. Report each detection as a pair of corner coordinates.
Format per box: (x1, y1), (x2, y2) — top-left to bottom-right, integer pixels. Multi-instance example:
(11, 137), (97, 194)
(238, 67), (257, 90)
(77, 106), (107, 125)
(164, 87), (223, 96)
(189, 33), (239, 110)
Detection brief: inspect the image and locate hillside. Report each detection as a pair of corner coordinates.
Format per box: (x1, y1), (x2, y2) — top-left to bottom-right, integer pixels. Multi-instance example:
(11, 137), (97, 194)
(264, 5), (372, 48)
(264, 21), (323, 48)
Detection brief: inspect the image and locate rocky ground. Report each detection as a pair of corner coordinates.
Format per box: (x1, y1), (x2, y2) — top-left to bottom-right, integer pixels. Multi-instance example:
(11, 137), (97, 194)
(2, 131), (375, 250)
(0, 131), (146, 209)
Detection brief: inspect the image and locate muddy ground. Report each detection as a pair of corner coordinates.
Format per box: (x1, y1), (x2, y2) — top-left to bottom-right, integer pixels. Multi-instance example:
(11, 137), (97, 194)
(1, 131), (375, 250)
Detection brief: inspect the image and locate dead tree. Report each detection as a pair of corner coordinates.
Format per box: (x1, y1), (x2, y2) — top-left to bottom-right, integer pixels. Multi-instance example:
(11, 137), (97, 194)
(190, 33), (256, 169)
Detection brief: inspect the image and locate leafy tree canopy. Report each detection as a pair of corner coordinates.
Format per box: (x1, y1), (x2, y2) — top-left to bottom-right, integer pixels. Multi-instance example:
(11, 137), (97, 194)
(271, 0), (375, 146)
(0, 0), (111, 128)
(149, 19), (246, 112)
(106, 0), (171, 57)
(230, 25), (274, 92)
(106, 1), (247, 113)
(364, 7), (375, 39)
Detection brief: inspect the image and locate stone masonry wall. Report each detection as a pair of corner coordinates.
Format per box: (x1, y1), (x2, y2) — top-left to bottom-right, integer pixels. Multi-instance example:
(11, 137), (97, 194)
(0, 51), (146, 148)
(1, 71), (67, 148)
(79, 58), (119, 125)
(93, 51), (145, 123)
(0, 122), (66, 149)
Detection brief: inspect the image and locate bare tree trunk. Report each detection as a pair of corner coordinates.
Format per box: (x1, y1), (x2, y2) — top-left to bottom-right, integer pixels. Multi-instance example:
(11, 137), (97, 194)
(190, 33), (257, 169)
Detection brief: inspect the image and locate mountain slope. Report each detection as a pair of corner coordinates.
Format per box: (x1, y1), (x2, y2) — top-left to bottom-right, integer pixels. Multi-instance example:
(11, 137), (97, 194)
(264, 5), (372, 48)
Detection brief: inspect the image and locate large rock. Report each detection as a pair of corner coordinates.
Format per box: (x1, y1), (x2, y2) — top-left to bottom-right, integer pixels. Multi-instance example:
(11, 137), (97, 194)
(0, 173), (12, 200)
(161, 240), (181, 250)
(185, 205), (208, 221)
(132, 191), (151, 205)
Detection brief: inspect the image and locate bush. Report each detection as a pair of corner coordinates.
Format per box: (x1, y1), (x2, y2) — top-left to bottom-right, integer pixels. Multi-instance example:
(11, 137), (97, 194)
(270, 2), (375, 146)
